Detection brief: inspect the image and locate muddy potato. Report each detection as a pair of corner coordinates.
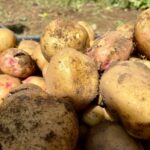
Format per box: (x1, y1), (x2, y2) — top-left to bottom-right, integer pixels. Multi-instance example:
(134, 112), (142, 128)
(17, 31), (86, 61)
(0, 28), (16, 53)
(100, 60), (150, 139)
(87, 31), (133, 71)
(0, 74), (21, 104)
(85, 121), (143, 150)
(134, 8), (150, 59)
(45, 48), (99, 110)
(18, 40), (48, 70)
(0, 48), (36, 78)
(40, 19), (92, 61)
(0, 84), (79, 150)
(22, 76), (46, 91)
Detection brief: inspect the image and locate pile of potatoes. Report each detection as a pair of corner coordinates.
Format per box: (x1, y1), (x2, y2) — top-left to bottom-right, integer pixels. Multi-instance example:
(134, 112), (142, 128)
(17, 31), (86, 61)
(0, 8), (150, 150)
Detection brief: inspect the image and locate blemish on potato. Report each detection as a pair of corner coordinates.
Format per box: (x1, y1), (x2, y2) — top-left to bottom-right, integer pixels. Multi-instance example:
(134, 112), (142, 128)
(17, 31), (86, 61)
(117, 73), (129, 84)
(44, 130), (56, 142)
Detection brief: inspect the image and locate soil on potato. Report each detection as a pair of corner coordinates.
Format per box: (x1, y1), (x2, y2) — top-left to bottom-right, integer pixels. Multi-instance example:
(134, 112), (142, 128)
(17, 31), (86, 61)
(0, 0), (139, 36)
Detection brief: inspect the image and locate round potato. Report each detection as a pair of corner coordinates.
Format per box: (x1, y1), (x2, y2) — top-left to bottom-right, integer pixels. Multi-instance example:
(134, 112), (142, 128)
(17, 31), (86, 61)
(85, 121), (143, 150)
(0, 84), (79, 150)
(0, 28), (16, 53)
(100, 60), (150, 139)
(45, 48), (99, 110)
(134, 8), (150, 59)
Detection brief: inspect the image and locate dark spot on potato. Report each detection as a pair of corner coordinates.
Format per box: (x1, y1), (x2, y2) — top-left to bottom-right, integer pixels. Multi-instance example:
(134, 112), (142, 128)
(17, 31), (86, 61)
(118, 73), (129, 84)
(14, 52), (26, 57)
(0, 124), (10, 135)
(44, 130), (56, 142)
(141, 97), (146, 101)
(63, 101), (74, 112)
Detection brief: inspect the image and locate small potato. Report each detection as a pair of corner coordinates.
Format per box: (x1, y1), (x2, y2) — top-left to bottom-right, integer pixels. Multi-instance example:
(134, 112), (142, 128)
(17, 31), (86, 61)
(18, 40), (48, 70)
(134, 8), (150, 59)
(0, 84), (79, 150)
(87, 31), (133, 71)
(0, 48), (36, 78)
(40, 19), (90, 61)
(0, 74), (21, 104)
(45, 48), (99, 110)
(0, 28), (16, 53)
(22, 76), (46, 91)
(85, 121), (143, 150)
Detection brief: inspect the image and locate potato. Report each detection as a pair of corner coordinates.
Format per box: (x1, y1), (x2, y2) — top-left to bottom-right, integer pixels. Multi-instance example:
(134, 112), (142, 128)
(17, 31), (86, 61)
(134, 8), (150, 59)
(40, 19), (90, 61)
(0, 28), (16, 53)
(86, 31), (133, 71)
(0, 84), (79, 150)
(18, 40), (48, 70)
(100, 60), (150, 139)
(45, 48), (99, 110)
(0, 48), (36, 78)
(84, 121), (143, 150)
(22, 76), (46, 91)
(0, 74), (21, 104)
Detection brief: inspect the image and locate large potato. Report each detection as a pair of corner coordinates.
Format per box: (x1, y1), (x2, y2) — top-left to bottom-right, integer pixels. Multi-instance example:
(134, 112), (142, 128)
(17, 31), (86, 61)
(87, 31), (133, 71)
(85, 121), (143, 150)
(0, 84), (79, 150)
(134, 8), (150, 59)
(100, 61), (150, 139)
(0, 28), (16, 53)
(40, 19), (92, 61)
(45, 48), (99, 110)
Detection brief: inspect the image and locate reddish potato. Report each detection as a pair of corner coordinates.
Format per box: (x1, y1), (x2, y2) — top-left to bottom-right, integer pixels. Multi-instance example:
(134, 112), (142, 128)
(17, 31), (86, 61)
(0, 48), (36, 78)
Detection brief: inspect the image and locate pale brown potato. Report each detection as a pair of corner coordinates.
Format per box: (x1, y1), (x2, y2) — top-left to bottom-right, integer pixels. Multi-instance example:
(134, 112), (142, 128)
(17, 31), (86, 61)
(85, 121), (144, 150)
(0, 28), (16, 53)
(134, 8), (150, 59)
(45, 48), (99, 110)
(40, 19), (91, 61)
(18, 40), (48, 70)
(100, 60), (150, 139)
(0, 74), (21, 104)
(0, 84), (79, 150)
(87, 31), (134, 71)
(0, 48), (36, 78)
(22, 76), (46, 91)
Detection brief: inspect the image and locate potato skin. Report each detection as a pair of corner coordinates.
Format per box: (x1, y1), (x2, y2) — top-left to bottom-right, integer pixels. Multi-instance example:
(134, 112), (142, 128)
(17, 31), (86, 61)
(87, 31), (133, 71)
(40, 19), (89, 61)
(134, 8), (150, 59)
(45, 48), (99, 110)
(85, 121), (143, 150)
(100, 61), (150, 139)
(0, 84), (79, 150)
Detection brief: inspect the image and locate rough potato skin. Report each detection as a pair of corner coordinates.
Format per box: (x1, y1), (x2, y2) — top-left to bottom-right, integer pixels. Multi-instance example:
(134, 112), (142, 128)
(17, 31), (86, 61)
(40, 19), (89, 61)
(0, 48), (36, 78)
(85, 121), (143, 150)
(0, 84), (79, 150)
(45, 48), (99, 110)
(87, 31), (133, 71)
(100, 61), (150, 139)
(134, 8), (150, 59)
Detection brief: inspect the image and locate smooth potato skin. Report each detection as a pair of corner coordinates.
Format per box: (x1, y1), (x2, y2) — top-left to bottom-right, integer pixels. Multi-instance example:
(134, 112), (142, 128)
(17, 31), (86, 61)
(45, 48), (99, 110)
(134, 8), (150, 59)
(85, 121), (143, 150)
(100, 61), (150, 139)
(40, 19), (88, 61)
(0, 84), (79, 150)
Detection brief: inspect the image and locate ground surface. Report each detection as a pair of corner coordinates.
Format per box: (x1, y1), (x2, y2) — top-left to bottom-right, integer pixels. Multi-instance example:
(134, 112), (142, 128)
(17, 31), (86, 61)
(0, 0), (139, 36)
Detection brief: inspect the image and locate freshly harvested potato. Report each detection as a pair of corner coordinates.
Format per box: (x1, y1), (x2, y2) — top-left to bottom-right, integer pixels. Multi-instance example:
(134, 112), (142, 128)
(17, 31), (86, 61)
(40, 19), (91, 61)
(0, 74), (21, 104)
(84, 121), (144, 150)
(100, 60), (150, 139)
(87, 31), (133, 71)
(116, 21), (135, 39)
(22, 76), (46, 91)
(45, 48), (99, 110)
(0, 48), (36, 78)
(18, 40), (48, 70)
(0, 84), (79, 150)
(134, 8), (150, 59)
(0, 28), (16, 53)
